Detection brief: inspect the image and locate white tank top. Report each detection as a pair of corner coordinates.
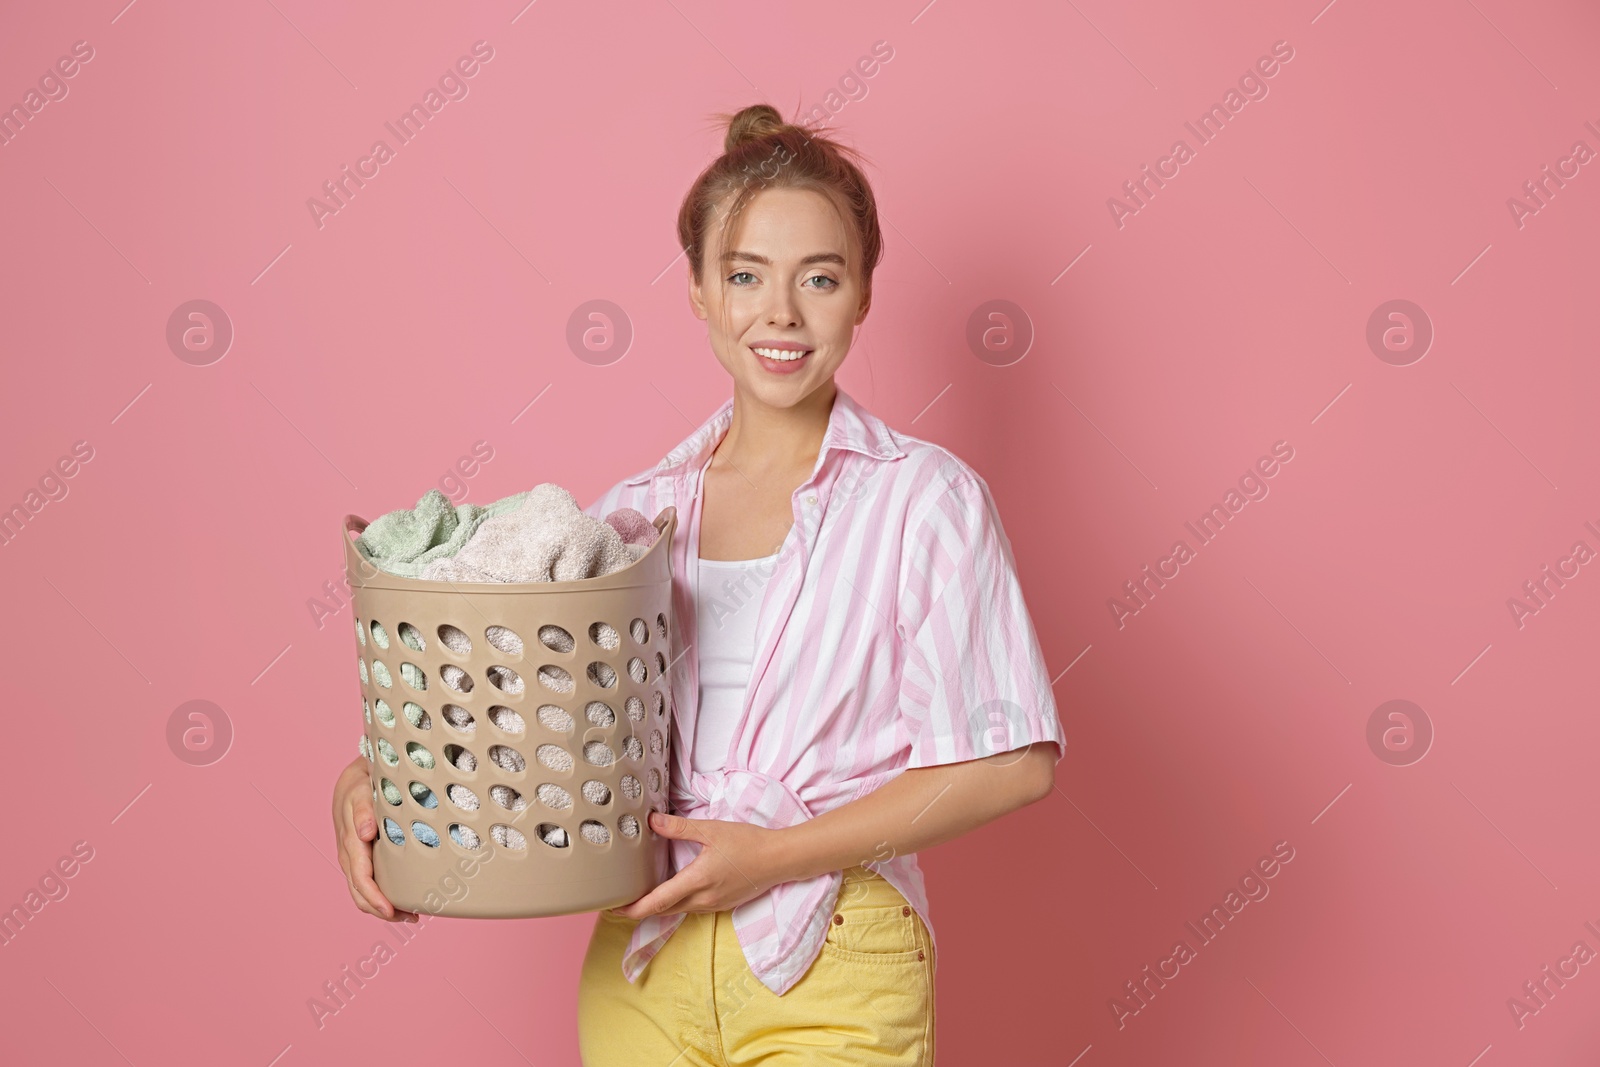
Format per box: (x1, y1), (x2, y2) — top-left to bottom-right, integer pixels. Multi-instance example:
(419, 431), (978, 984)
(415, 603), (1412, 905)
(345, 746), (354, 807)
(692, 552), (777, 773)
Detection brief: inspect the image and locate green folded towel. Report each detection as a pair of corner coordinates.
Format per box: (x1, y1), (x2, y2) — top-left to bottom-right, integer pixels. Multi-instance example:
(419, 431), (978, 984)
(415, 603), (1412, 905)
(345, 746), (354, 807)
(354, 487), (529, 579)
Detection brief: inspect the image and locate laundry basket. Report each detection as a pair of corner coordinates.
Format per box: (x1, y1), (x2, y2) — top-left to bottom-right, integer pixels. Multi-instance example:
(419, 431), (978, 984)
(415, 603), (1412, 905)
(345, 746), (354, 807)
(342, 506), (678, 919)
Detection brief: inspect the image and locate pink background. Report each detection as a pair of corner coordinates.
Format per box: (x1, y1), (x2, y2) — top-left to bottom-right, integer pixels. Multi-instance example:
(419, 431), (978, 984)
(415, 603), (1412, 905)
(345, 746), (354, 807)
(3, 0), (1597, 1063)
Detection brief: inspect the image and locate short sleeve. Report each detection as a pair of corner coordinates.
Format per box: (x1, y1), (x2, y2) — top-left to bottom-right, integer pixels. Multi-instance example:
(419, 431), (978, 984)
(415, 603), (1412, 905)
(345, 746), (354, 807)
(896, 475), (1066, 770)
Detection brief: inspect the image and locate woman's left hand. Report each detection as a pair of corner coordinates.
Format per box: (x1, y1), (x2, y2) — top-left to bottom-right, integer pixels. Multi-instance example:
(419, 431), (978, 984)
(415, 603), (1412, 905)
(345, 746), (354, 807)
(604, 811), (788, 920)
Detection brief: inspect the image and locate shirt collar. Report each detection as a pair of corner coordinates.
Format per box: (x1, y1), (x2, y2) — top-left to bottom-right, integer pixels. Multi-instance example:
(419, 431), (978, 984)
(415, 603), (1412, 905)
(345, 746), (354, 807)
(625, 386), (905, 485)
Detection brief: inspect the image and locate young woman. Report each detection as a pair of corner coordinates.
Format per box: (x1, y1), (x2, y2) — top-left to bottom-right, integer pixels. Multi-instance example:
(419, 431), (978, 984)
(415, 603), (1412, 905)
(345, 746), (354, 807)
(332, 103), (1066, 1065)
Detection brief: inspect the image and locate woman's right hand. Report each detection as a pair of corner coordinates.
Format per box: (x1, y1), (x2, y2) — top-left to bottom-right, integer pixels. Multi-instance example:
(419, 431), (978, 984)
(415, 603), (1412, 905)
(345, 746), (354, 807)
(332, 755), (420, 922)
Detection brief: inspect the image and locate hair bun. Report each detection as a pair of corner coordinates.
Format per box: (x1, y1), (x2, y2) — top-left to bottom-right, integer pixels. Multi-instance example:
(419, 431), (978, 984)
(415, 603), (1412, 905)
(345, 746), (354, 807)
(724, 103), (785, 152)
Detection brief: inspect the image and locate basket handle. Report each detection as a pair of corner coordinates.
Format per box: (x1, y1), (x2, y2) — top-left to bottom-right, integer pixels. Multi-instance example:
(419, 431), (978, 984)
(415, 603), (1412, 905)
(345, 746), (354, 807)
(342, 514), (382, 581)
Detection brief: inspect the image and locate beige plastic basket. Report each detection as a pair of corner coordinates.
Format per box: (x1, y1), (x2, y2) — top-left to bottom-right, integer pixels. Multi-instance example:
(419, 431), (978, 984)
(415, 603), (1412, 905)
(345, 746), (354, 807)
(343, 506), (677, 919)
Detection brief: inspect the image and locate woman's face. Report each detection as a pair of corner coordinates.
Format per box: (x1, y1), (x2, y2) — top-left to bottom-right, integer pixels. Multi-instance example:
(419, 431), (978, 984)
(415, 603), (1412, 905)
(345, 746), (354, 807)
(690, 186), (869, 407)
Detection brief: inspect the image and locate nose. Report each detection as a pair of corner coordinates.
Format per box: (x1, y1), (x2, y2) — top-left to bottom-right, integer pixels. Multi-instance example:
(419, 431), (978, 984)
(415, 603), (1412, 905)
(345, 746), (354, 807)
(764, 284), (800, 328)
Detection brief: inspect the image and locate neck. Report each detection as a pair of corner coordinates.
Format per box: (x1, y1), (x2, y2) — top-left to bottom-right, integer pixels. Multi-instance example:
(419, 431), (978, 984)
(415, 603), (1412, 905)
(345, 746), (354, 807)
(715, 379), (837, 478)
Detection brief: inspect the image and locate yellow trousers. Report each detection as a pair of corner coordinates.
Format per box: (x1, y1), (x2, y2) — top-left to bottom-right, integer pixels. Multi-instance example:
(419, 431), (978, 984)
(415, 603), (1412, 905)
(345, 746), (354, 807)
(577, 864), (937, 1065)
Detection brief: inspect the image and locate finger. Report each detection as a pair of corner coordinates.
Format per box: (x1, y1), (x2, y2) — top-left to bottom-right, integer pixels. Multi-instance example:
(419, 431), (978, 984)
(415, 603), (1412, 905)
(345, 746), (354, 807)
(649, 811), (702, 842)
(613, 869), (698, 920)
(351, 790), (377, 840)
(339, 815), (400, 920)
(345, 877), (383, 919)
(343, 872), (421, 923)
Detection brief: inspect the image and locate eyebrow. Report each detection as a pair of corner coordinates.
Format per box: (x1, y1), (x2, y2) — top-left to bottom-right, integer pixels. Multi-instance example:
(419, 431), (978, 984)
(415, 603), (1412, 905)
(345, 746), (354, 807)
(721, 251), (847, 267)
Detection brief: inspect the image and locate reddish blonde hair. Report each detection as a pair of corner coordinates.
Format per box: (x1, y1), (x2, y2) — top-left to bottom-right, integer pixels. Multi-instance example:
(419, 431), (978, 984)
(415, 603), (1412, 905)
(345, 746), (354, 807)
(677, 103), (883, 311)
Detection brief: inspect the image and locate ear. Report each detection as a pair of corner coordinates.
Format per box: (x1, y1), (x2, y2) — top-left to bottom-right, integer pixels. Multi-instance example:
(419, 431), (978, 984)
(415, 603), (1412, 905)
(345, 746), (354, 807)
(855, 288), (872, 325)
(688, 268), (709, 322)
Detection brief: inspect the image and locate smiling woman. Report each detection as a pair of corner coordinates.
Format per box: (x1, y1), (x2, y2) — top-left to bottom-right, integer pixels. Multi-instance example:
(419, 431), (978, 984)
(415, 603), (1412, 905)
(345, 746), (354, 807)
(327, 99), (1067, 1067)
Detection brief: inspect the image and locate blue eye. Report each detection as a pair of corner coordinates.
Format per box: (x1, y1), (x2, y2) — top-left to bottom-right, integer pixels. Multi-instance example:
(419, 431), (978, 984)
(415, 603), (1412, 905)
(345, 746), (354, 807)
(728, 271), (756, 285)
(806, 275), (839, 290)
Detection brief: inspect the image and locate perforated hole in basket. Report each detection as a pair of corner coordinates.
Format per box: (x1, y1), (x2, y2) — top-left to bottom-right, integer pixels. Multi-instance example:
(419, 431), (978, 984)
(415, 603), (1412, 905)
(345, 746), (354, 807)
(364, 697), (372, 725)
(376, 738), (399, 766)
(627, 657), (648, 684)
(587, 662), (617, 689)
(581, 820), (611, 846)
(537, 665), (574, 694)
(536, 705), (571, 733)
(494, 824), (529, 850)
(383, 818), (404, 845)
(486, 625), (523, 657)
(656, 612), (669, 641)
(403, 702), (431, 730)
(648, 768), (662, 793)
(491, 706), (527, 734)
(406, 742), (435, 769)
(359, 734), (373, 761)
(622, 736), (643, 762)
(358, 659), (368, 686)
(447, 784), (479, 811)
(585, 701), (616, 728)
(442, 704), (474, 733)
(408, 781), (437, 809)
(491, 784), (528, 811)
(374, 699), (395, 727)
(589, 622), (620, 651)
(582, 780), (612, 806)
(442, 665), (474, 693)
(370, 621), (390, 650)
(398, 622), (425, 652)
(444, 744), (475, 772)
(356, 617), (367, 647)
(537, 783), (573, 809)
(449, 824), (480, 849)
(537, 625), (573, 654)
(655, 652), (666, 676)
(411, 820), (440, 847)
(535, 824), (567, 848)
(401, 662), (427, 691)
(619, 774), (642, 800)
(487, 665), (523, 694)
(437, 624), (472, 655)
(619, 813), (640, 838)
(488, 745), (525, 773)
(380, 778), (402, 805)
(583, 741), (617, 767)
(536, 744), (572, 772)
(654, 691), (666, 718)
(371, 660), (392, 688)
(629, 618), (649, 645)
(649, 730), (663, 755)
(625, 696), (645, 722)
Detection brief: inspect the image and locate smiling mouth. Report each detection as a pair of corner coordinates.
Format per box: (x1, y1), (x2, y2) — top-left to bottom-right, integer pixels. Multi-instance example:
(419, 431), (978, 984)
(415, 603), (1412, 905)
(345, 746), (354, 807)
(750, 346), (811, 362)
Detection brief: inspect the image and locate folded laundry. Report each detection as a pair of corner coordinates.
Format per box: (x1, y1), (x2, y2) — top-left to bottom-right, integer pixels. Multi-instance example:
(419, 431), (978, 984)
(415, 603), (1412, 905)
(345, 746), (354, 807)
(419, 483), (640, 584)
(354, 488), (529, 579)
(358, 485), (659, 583)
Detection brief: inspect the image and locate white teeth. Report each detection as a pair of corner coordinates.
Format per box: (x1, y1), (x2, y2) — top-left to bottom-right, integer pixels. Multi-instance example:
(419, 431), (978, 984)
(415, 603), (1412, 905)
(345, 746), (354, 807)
(753, 346), (808, 361)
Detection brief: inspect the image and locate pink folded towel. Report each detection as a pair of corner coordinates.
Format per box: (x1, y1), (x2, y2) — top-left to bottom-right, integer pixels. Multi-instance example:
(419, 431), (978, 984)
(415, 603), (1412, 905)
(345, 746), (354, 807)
(604, 507), (659, 548)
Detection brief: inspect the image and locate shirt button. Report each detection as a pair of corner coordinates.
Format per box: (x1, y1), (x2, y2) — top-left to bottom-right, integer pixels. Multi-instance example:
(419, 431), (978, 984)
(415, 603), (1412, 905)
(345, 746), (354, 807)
(833, 913), (844, 925)
(806, 494), (817, 506)
(902, 905), (910, 916)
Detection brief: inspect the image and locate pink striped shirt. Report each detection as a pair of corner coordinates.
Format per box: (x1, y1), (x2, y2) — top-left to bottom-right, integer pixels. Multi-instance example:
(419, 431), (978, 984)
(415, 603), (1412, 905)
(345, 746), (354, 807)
(582, 386), (1066, 995)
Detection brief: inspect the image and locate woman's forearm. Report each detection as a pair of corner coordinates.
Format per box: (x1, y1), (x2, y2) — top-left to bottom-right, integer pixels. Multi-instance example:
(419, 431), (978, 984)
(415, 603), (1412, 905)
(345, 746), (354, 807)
(769, 742), (1058, 885)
